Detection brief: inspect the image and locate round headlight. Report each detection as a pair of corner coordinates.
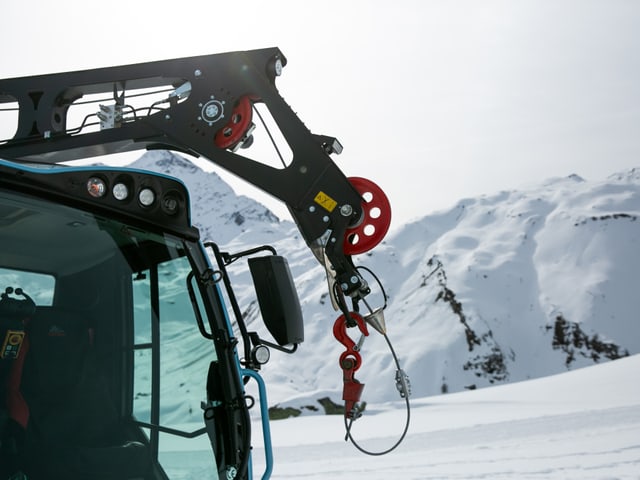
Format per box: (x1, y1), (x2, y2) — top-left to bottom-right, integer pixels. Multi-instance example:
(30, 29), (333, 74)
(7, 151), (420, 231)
(162, 193), (179, 215)
(138, 188), (156, 207)
(113, 182), (129, 201)
(87, 177), (107, 198)
(252, 345), (271, 365)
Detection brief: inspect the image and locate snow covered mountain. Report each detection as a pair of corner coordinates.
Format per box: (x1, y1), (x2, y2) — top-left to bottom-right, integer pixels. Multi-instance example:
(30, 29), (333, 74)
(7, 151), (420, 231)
(130, 151), (640, 411)
(371, 169), (640, 397)
(129, 151), (281, 246)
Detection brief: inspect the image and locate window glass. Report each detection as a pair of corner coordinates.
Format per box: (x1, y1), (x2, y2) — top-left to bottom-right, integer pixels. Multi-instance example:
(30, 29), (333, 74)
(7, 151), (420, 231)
(157, 256), (217, 428)
(0, 268), (55, 306)
(1, 186), (220, 477)
(133, 269), (152, 424)
(132, 254), (218, 473)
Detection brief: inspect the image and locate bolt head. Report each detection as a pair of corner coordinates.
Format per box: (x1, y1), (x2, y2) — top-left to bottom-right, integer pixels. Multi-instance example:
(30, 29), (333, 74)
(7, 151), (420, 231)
(340, 204), (353, 217)
(274, 58), (283, 76)
(205, 104), (219, 117)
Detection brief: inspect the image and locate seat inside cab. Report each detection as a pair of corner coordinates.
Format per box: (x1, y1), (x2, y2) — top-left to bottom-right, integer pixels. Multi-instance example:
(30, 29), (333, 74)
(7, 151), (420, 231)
(2, 302), (151, 480)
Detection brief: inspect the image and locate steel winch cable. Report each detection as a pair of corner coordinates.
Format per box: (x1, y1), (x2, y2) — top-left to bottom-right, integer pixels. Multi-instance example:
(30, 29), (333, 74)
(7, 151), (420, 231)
(343, 318), (412, 455)
(333, 266), (412, 455)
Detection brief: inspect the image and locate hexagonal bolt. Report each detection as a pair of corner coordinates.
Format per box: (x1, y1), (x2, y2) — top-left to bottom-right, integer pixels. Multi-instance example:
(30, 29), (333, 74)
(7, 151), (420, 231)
(340, 204), (353, 217)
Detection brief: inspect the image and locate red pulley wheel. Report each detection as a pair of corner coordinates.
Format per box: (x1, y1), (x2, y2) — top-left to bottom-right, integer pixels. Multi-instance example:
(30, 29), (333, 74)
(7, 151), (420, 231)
(343, 177), (392, 255)
(214, 95), (253, 150)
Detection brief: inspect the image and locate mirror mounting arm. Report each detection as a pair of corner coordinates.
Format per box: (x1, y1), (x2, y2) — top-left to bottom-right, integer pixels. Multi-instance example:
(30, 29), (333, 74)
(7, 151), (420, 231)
(250, 332), (298, 355)
(219, 245), (278, 266)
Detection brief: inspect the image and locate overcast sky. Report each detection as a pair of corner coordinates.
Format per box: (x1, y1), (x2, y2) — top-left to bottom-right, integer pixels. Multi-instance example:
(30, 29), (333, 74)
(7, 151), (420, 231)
(2, 0), (639, 231)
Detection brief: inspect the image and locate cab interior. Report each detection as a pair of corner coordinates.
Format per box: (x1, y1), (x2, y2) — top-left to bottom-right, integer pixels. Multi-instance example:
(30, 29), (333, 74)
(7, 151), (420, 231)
(0, 189), (211, 480)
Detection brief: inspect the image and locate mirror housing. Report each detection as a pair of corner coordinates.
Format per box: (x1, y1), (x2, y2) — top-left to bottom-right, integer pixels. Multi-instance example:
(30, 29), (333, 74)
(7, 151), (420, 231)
(248, 255), (304, 346)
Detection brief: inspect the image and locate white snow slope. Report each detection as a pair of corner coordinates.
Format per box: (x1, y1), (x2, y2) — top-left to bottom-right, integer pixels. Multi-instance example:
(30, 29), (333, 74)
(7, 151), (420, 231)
(130, 151), (640, 403)
(161, 352), (640, 479)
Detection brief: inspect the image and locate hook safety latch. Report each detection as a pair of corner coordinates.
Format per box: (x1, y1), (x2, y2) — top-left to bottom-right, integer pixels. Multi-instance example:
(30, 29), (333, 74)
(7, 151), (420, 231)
(333, 312), (369, 418)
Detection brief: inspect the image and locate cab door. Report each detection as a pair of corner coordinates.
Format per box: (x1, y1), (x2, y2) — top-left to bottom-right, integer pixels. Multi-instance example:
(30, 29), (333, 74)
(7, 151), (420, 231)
(131, 254), (223, 479)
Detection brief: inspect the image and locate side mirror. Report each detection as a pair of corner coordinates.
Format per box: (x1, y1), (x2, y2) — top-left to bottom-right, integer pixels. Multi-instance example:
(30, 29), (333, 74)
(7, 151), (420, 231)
(248, 255), (304, 346)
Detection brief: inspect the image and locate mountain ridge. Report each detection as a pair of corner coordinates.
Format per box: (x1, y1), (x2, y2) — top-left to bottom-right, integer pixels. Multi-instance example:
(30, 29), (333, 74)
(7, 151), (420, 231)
(130, 151), (640, 409)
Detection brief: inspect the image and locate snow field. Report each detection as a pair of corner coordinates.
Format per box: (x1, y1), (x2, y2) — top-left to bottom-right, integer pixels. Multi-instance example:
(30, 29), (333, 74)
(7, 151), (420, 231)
(160, 354), (640, 479)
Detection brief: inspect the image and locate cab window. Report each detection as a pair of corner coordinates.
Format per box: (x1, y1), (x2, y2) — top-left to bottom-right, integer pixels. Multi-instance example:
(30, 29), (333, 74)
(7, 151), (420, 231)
(0, 268), (55, 306)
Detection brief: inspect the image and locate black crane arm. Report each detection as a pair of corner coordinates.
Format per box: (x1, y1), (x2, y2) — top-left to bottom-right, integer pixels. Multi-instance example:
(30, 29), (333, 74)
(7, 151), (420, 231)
(0, 47), (386, 298)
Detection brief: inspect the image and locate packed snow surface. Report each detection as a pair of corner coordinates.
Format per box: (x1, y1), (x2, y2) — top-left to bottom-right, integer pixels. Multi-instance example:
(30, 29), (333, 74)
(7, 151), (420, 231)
(160, 353), (640, 479)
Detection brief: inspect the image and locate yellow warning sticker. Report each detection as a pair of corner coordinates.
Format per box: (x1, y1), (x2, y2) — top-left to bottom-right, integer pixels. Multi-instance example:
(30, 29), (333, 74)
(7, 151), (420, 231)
(314, 191), (337, 212)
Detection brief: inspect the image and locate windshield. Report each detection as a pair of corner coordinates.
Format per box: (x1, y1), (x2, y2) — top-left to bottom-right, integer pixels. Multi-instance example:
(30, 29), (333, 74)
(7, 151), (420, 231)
(0, 188), (220, 479)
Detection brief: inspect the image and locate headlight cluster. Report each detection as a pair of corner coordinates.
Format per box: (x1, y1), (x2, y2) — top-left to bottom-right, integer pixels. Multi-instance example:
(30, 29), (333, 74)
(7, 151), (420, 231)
(3, 161), (196, 239)
(84, 174), (182, 216)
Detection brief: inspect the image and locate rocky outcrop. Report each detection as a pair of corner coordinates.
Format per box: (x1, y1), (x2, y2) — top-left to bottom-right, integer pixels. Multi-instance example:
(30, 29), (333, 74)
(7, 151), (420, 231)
(428, 257), (509, 385)
(548, 314), (629, 367)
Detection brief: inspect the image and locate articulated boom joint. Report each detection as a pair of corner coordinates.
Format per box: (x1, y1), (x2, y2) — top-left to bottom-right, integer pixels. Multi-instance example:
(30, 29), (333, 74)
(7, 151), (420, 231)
(0, 47), (391, 293)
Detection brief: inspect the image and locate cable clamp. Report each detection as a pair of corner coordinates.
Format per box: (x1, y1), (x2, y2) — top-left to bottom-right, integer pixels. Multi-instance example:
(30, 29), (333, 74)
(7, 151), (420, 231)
(395, 369), (412, 399)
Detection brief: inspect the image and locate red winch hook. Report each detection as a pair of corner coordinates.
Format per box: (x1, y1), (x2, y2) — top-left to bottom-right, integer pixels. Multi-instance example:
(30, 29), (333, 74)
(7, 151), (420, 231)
(333, 312), (369, 418)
